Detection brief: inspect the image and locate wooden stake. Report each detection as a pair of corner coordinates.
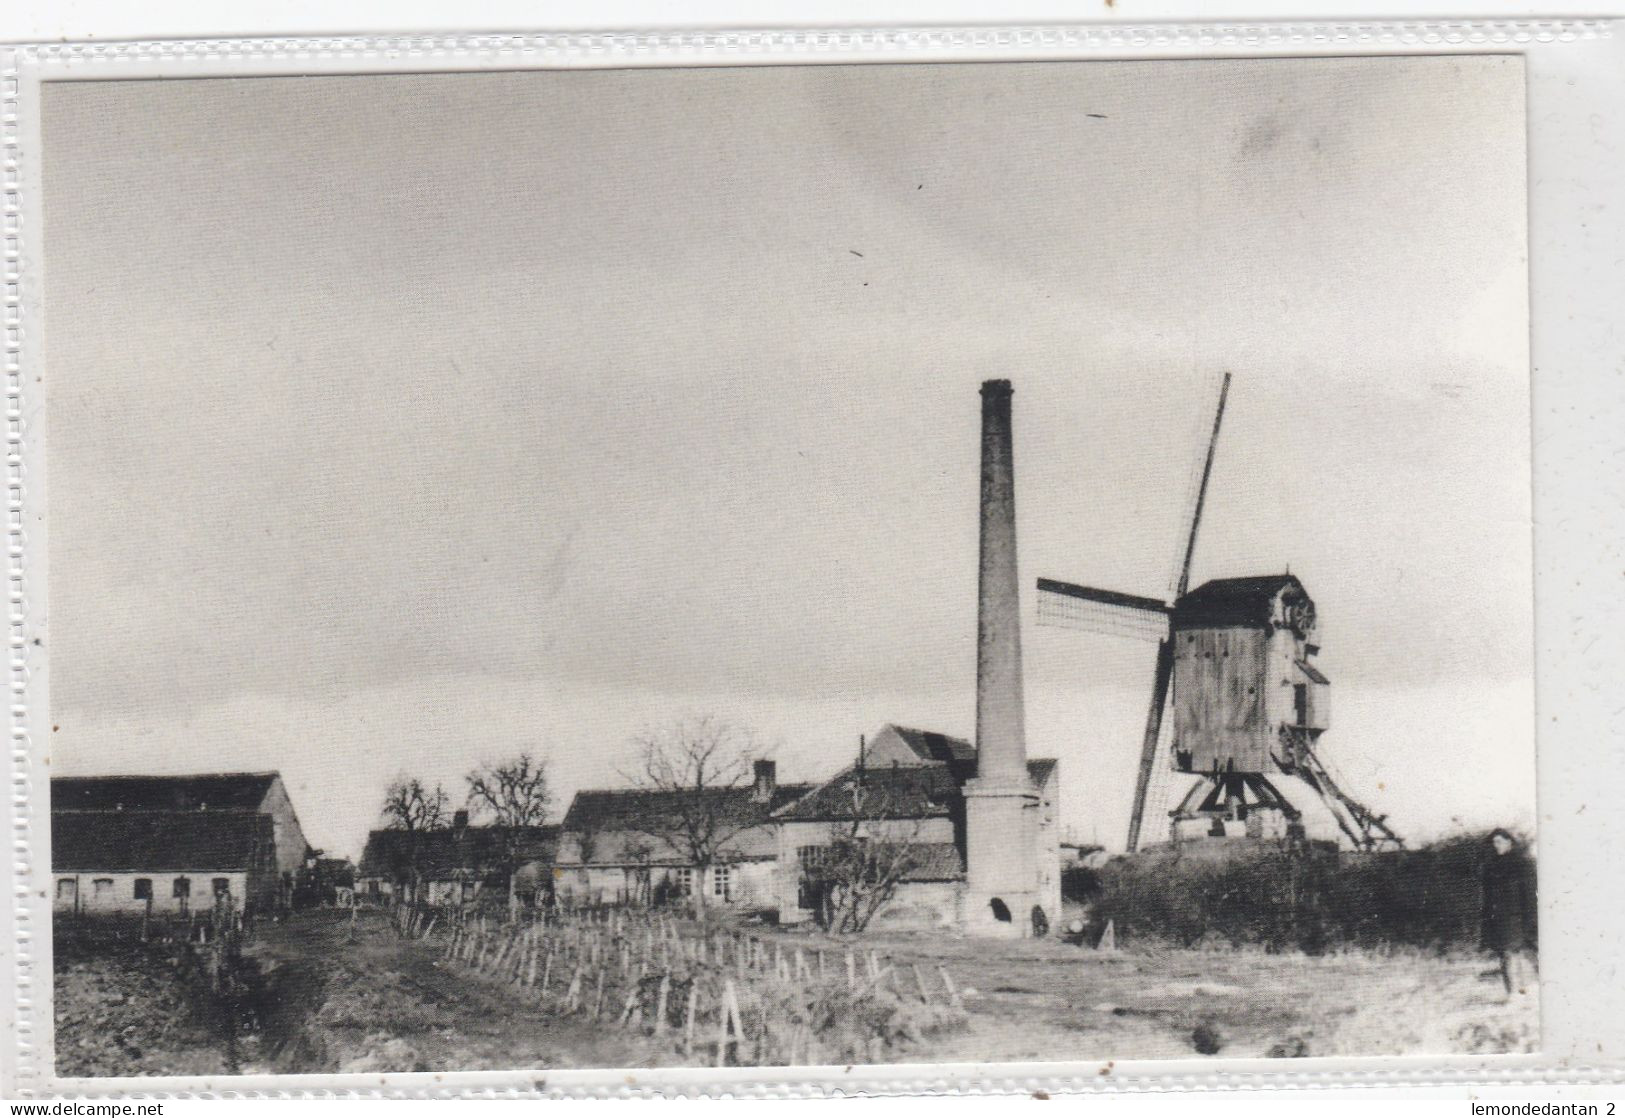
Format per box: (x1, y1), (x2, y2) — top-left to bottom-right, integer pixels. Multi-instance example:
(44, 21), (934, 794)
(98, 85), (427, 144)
(938, 965), (961, 1007)
(1098, 919), (1117, 952)
(683, 983), (699, 1053)
(654, 974), (670, 1035)
(912, 962), (932, 1004)
(565, 965), (583, 1012)
(716, 979), (745, 1067)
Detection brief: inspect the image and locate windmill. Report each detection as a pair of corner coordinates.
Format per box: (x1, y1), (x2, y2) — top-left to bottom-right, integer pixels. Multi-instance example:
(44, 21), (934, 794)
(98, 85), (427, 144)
(1035, 374), (1402, 853)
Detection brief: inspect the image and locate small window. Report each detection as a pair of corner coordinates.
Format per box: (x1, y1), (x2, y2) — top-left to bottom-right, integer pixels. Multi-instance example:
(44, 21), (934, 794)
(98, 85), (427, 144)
(133, 879), (152, 900)
(461, 881), (476, 902)
(56, 878), (76, 902)
(712, 865), (731, 899)
(212, 877), (231, 897)
(172, 877), (191, 898)
(93, 878), (114, 897)
(674, 867), (694, 896)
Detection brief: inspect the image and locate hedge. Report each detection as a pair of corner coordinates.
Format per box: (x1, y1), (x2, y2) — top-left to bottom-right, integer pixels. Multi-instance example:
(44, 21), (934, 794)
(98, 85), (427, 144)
(1090, 830), (1535, 954)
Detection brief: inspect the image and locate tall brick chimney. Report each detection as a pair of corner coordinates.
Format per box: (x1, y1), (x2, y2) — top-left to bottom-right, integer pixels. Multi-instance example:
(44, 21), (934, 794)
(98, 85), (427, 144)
(963, 379), (1040, 937)
(974, 379), (1028, 784)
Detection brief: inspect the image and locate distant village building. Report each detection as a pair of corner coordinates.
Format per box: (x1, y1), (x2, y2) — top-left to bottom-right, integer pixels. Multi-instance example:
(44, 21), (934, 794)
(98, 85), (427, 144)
(773, 725), (1061, 931)
(50, 772), (311, 915)
(302, 856), (357, 907)
(554, 761), (814, 908)
(356, 811), (560, 907)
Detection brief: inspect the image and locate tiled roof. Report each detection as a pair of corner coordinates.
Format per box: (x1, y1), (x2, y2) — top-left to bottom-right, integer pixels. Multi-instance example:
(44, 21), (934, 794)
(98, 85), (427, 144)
(897, 842), (966, 881)
(357, 824), (560, 881)
(774, 763), (960, 822)
(561, 784), (816, 835)
(52, 810), (275, 873)
(51, 773), (279, 813)
(777, 757), (1056, 822)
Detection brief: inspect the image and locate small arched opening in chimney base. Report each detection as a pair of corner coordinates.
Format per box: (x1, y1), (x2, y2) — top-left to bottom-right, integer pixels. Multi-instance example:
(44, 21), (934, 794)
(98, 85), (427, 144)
(988, 897), (1012, 923)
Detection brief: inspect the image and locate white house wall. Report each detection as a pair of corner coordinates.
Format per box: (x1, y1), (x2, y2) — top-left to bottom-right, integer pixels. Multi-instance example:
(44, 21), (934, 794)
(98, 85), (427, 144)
(52, 870), (251, 915)
(774, 816), (958, 927)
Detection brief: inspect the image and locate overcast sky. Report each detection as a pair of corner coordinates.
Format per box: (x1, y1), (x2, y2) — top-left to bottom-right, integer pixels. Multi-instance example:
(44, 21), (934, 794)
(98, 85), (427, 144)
(41, 56), (1532, 860)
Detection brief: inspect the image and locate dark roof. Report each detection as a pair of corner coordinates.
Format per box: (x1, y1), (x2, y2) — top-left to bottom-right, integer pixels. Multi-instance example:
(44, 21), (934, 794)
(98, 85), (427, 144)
(52, 810), (274, 873)
(776, 764), (960, 822)
(778, 753), (1055, 823)
(887, 726), (976, 767)
(51, 773), (279, 813)
(357, 824), (561, 880)
(1027, 758), (1058, 787)
(1173, 574), (1304, 629)
(561, 784), (816, 836)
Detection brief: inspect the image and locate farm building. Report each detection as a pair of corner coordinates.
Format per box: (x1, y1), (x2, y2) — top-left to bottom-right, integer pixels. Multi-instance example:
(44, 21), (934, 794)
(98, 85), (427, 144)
(51, 772), (311, 915)
(554, 761), (815, 908)
(356, 812), (560, 907)
(772, 724), (1061, 931)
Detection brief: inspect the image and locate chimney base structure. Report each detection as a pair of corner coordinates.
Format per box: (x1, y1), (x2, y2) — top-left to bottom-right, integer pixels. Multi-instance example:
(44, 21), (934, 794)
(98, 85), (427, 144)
(963, 777), (1041, 938)
(966, 379), (1042, 939)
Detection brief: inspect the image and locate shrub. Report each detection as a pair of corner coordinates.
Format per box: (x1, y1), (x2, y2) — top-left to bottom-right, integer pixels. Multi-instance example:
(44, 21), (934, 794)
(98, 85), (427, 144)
(1092, 830), (1535, 954)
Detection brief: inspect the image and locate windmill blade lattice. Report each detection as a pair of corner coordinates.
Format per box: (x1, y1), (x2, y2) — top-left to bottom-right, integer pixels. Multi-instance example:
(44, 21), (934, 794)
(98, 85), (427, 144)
(1035, 585), (1170, 643)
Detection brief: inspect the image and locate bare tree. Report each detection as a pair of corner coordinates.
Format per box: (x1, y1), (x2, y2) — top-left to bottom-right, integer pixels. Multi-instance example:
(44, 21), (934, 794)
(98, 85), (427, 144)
(802, 773), (928, 934)
(465, 752), (552, 913)
(379, 776), (450, 904)
(621, 716), (761, 914)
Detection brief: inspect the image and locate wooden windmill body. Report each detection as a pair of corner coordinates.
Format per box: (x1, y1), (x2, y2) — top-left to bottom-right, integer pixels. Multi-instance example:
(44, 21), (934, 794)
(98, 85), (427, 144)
(1037, 375), (1402, 853)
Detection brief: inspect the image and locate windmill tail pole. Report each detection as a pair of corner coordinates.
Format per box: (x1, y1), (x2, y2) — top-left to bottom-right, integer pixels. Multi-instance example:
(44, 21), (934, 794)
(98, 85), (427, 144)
(1125, 638), (1175, 853)
(1177, 371), (1232, 599)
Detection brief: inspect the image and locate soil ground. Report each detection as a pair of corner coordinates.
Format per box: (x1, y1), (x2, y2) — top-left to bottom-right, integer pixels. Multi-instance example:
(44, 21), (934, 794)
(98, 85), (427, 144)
(53, 908), (1537, 1077)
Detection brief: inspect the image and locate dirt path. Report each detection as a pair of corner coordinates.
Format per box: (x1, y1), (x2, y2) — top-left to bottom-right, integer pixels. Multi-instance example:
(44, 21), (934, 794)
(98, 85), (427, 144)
(236, 910), (679, 1074)
(63, 909), (1535, 1077)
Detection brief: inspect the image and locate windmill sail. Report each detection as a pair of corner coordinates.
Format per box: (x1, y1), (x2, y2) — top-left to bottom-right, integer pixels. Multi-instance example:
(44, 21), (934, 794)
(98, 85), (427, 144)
(1035, 579), (1171, 642)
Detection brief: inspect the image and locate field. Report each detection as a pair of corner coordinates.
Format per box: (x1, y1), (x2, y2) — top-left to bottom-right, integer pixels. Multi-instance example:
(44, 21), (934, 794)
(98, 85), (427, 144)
(53, 907), (1537, 1077)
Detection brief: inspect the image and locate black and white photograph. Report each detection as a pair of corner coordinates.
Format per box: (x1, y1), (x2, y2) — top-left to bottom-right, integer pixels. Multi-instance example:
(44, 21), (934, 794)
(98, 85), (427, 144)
(38, 53), (1539, 1078)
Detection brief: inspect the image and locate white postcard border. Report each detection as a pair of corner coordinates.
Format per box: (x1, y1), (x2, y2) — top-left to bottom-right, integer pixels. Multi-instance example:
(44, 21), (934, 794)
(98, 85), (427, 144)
(5, 18), (1623, 1098)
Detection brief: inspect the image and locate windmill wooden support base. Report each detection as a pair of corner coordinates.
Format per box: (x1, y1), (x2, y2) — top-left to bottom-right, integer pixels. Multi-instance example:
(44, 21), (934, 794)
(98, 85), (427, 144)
(1168, 754), (1403, 853)
(1281, 735), (1405, 852)
(1169, 770), (1302, 840)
